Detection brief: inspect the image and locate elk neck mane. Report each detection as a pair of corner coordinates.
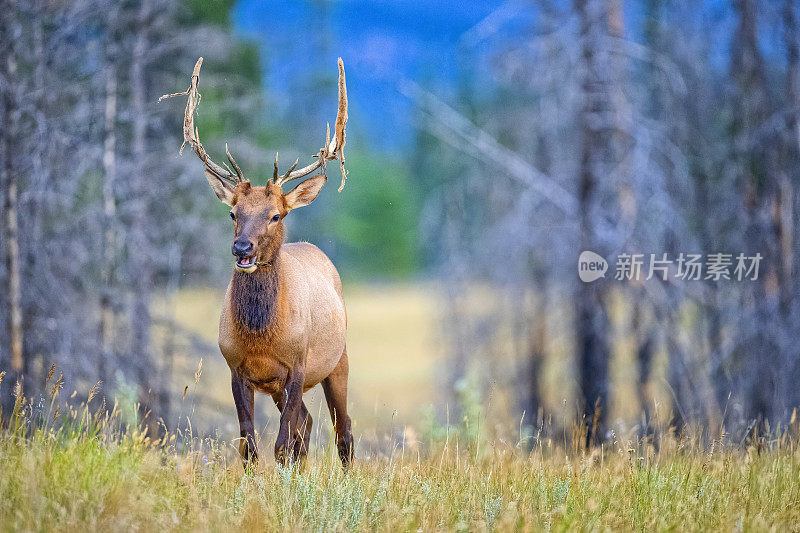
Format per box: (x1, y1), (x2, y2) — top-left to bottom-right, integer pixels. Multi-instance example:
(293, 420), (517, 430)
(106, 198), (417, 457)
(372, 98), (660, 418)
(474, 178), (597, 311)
(230, 258), (280, 335)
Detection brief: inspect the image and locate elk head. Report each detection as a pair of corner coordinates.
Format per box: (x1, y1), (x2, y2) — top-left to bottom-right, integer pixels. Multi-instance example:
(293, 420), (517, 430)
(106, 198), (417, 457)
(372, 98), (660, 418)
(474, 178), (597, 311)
(161, 57), (348, 273)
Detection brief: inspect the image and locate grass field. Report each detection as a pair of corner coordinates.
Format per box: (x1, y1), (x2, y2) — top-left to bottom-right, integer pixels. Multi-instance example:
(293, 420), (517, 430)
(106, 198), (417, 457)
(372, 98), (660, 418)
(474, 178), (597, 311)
(3, 285), (800, 531)
(1, 398), (799, 531)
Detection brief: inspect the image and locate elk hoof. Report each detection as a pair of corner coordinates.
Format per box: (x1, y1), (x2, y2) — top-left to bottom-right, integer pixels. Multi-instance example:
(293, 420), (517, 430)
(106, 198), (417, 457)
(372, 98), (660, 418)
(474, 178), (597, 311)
(275, 444), (289, 466)
(338, 436), (354, 468)
(238, 440), (258, 464)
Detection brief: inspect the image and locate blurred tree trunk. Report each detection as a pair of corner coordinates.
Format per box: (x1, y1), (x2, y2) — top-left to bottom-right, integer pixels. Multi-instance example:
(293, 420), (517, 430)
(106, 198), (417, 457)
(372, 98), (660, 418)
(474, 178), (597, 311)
(160, 244), (181, 425)
(784, 0), (800, 413)
(441, 184), (470, 422)
(608, 0), (653, 436)
(130, 0), (157, 434)
(1, 8), (24, 411)
(575, 0), (618, 446)
(696, 170), (727, 429)
(787, 0), (800, 152)
(25, 3), (49, 398)
(732, 0), (778, 432)
(526, 283), (546, 431)
(631, 299), (655, 434)
(99, 54), (118, 400)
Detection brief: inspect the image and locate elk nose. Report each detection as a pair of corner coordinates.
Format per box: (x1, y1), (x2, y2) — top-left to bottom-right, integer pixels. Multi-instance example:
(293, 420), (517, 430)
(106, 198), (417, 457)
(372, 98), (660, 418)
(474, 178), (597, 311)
(232, 239), (254, 257)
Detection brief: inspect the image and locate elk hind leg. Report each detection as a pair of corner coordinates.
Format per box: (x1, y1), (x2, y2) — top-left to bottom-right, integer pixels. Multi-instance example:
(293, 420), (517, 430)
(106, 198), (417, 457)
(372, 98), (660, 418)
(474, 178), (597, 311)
(322, 348), (354, 467)
(292, 401), (313, 462)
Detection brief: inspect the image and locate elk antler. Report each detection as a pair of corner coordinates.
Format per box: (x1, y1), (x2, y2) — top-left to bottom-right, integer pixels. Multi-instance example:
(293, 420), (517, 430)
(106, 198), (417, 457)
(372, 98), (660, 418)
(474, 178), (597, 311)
(273, 58), (349, 191)
(159, 57), (246, 185)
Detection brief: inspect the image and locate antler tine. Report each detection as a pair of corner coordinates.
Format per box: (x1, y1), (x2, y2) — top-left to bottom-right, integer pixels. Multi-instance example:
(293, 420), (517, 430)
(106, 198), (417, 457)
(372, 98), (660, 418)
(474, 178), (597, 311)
(271, 153), (303, 185)
(160, 57), (244, 185)
(225, 143), (245, 182)
(273, 58), (349, 188)
(280, 157), (300, 180)
(274, 156), (323, 186)
(333, 58), (348, 191)
(330, 58), (348, 157)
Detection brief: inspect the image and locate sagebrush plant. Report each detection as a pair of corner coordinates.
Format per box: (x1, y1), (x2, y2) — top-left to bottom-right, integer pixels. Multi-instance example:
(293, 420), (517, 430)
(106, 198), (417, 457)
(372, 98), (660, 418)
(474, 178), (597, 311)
(1, 373), (800, 531)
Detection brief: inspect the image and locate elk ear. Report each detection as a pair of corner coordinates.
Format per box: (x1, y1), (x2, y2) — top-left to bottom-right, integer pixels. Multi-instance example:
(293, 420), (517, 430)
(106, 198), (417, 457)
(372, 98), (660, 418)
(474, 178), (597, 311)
(205, 169), (235, 206)
(283, 174), (327, 211)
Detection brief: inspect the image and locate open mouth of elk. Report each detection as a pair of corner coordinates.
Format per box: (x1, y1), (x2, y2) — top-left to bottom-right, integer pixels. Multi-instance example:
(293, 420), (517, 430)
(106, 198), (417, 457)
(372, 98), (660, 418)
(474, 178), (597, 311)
(235, 256), (257, 273)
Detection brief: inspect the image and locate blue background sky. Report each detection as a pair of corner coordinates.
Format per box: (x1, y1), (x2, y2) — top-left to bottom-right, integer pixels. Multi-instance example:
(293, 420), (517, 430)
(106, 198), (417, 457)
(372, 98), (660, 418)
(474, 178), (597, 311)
(233, 1), (753, 153)
(234, 1), (537, 151)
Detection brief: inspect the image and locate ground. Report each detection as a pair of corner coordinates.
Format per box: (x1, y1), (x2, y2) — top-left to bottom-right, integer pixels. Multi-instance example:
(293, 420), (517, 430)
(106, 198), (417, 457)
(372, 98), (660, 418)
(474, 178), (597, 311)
(1, 285), (800, 530)
(1, 410), (798, 531)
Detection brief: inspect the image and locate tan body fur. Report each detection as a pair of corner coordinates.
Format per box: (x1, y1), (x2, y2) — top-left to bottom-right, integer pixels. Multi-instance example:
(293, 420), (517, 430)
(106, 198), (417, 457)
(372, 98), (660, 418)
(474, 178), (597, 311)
(219, 243), (347, 395)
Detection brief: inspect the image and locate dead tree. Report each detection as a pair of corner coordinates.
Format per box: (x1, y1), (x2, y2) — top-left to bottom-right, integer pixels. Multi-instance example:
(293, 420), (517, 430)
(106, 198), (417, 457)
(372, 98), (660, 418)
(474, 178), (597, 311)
(575, 0), (618, 445)
(128, 0), (157, 433)
(99, 30), (118, 396)
(0, 5), (24, 411)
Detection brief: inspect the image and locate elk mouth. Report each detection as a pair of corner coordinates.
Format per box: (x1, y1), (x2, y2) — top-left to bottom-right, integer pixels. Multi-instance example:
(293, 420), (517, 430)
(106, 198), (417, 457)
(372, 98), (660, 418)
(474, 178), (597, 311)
(234, 256), (258, 273)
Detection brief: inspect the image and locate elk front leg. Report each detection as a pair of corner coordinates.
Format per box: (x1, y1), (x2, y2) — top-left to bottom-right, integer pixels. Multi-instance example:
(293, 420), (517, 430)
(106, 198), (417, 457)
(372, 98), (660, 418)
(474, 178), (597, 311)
(231, 371), (257, 464)
(322, 348), (354, 467)
(274, 368), (305, 465)
(272, 394), (313, 463)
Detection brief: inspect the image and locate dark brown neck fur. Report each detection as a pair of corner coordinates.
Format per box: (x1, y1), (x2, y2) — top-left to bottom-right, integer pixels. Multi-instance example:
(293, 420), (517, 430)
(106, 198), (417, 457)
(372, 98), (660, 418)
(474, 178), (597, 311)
(231, 255), (280, 335)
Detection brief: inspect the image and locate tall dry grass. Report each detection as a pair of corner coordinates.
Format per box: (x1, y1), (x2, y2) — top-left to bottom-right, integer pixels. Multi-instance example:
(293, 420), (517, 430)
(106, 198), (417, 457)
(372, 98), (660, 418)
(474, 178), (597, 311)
(1, 371), (799, 532)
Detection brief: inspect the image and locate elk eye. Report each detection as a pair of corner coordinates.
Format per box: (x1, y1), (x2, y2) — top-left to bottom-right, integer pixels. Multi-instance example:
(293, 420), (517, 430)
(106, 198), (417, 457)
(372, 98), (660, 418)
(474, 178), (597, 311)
(229, 212), (235, 221)
(271, 213), (280, 222)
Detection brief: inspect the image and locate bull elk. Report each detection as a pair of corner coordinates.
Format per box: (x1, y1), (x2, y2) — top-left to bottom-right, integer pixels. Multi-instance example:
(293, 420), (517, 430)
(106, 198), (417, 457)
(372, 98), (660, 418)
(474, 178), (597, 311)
(161, 58), (353, 466)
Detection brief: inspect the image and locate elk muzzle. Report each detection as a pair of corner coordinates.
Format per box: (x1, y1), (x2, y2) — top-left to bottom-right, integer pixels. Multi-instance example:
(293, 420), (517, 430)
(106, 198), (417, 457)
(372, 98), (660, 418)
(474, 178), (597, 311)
(232, 238), (257, 273)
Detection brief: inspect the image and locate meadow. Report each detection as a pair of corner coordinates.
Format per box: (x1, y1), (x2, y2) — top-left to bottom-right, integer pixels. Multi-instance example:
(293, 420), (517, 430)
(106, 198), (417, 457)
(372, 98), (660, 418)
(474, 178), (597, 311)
(1, 397), (799, 531)
(1, 285), (799, 531)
